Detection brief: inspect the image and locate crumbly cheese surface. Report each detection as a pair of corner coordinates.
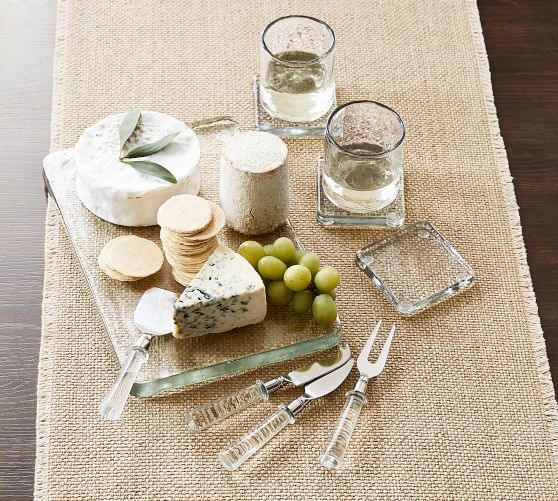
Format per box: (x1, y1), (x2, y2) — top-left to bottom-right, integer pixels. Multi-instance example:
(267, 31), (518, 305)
(75, 111), (201, 226)
(173, 245), (267, 338)
(222, 130), (288, 173)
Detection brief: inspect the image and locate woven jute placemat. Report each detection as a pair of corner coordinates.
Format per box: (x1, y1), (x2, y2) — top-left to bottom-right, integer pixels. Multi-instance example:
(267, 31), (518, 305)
(36, 0), (558, 499)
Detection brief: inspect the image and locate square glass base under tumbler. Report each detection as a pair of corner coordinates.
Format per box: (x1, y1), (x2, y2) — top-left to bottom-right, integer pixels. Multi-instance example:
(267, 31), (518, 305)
(252, 75), (336, 138)
(316, 159), (406, 228)
(355, 220), (474, 315)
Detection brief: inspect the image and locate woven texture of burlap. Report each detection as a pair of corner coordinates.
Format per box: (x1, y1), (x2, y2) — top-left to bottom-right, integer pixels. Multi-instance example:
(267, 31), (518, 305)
(36, 1), (558, 499)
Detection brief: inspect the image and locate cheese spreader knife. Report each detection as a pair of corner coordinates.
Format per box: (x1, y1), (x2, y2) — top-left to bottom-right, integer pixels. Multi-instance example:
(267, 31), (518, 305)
(218, 358), (354, 471)
(99, 287), (177, 421)
(187, 344), (351, 432)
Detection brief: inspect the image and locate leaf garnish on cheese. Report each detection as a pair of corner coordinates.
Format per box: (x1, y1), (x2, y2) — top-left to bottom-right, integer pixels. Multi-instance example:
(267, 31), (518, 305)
(119, 110), (141, 153)
(123, 132), (180, 159)
(122, 159), (178, 184)
(118, 111), (180, 184)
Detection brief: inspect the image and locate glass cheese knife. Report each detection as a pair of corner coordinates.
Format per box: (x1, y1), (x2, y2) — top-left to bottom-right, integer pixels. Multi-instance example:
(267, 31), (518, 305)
(187, 344), (351, 432)
(218, 358), (354, 471)
(99, 287), (177, 421)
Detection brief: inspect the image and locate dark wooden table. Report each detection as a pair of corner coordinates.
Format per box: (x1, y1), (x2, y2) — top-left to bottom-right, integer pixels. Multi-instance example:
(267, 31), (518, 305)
(0, 1), (556, 498)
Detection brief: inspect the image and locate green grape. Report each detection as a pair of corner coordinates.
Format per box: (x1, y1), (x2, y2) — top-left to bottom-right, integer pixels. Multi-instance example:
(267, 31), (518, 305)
(266, 281), (294, 306)
(283, 265), (312, 291)
(263, 244), (273, 256)
(294, 249), (306, 262)
(298, 252), (320, 275)
(237, 241), (265, 268)
(326, 289), (337, 300)
(314, 266), (340, 293)
(257, 256), (287, 280)
(292, 290), (314, 314)
(286, 250), (303, 266)
(272, 237), (296, 263)
(312, 294), (338, 326)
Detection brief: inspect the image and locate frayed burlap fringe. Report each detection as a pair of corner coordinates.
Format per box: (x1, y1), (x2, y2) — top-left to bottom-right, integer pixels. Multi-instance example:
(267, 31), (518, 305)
(466, 0), (558, 472)
(34, 0), (71, 496)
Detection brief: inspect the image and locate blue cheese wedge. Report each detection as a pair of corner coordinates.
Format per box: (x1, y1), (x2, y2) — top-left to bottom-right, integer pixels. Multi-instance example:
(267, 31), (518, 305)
(173, 245), (267, 338)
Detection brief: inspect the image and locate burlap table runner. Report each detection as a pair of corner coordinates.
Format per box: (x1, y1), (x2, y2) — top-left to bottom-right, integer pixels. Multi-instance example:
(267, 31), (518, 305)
(36, 0), (558, 498)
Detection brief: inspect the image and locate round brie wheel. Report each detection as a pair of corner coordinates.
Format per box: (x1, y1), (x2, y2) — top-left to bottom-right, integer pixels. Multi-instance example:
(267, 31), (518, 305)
(75, 111), (201, 227)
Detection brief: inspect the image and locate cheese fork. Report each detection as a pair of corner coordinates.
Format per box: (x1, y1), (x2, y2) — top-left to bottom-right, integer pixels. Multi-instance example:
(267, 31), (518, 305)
(320, 320), (395, 470)
(187, 344), (351, 432)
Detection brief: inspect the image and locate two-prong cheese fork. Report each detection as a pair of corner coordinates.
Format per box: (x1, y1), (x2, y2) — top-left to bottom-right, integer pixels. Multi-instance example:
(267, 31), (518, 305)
(320, 320), (395, 470)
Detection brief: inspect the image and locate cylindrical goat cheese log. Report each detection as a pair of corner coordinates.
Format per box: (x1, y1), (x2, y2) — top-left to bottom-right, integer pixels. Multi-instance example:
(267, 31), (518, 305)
(219, 131), (289, 235)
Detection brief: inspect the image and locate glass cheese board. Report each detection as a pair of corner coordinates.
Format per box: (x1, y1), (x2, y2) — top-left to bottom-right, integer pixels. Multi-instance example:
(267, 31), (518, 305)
(43, 120), (341, 397)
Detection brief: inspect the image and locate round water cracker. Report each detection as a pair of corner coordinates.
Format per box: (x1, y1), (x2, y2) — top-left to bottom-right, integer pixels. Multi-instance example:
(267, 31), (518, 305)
(185, 201), (226, 241)
(157, 194), (212, 235)
(161, 234), (218, 254)
(171, 267), (196, 287)
(161, 237), (218, 258)
(98, 256), (141, 282)
(160, 228), (216, 246)
(99, 235), (164, 279)
(164, 251), (211, 274)
(165, 243), (217, 264)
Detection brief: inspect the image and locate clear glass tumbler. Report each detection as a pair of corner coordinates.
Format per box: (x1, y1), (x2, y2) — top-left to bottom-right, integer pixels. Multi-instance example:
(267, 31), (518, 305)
(259, 15), (336, 123)
(323, 100), (405, 212)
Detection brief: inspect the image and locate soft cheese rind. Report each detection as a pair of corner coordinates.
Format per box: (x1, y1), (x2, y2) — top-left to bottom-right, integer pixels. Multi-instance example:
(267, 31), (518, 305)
(173, 245), (267, 338)
(75, 111), (201, 227)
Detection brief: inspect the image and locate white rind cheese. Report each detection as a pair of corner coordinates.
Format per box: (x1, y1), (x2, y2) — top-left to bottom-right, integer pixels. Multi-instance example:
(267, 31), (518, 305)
(173, 245), (267, 338)
(219, 131), (289, 235)
(75, 111), (201, 227)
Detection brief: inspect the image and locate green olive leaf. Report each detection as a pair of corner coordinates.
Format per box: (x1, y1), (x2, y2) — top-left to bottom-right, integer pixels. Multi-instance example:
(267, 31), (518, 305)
(122, 159), (177, 184)
(119, 111), (141, 153)
(123, 132), (180, 159)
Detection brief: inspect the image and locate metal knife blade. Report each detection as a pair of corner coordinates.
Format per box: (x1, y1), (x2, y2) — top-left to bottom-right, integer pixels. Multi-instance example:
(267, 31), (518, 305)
(134, 287), (177, 336)
(284, 344), (351, 386)
(304, 358), (354, 400)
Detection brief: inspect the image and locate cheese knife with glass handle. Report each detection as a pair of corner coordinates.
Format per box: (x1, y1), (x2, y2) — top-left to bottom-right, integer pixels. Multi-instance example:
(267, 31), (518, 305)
(187, 344), (351, 432)
(99, 287), (177, 421)
(218, 358), (354, 471)
(320, 320), (395, 470)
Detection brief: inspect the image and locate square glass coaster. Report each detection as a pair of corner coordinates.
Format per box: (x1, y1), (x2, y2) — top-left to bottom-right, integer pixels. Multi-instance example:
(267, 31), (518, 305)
(355, 221), (474, 315)
(316, 159), (405, 228)
(252, 75), (336, 138)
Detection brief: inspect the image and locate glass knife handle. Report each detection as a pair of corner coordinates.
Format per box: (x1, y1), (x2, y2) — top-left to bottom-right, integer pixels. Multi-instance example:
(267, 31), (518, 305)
(187, 381), (269, 432)
(218, 406), (294, 471)
(98, 345), (149, 421)
(320, 391), (368, 470)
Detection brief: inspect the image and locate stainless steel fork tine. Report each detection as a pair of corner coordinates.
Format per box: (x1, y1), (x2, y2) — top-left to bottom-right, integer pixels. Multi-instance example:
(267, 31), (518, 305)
(357, 320), (382, 367)
(369, 324), (396, 376)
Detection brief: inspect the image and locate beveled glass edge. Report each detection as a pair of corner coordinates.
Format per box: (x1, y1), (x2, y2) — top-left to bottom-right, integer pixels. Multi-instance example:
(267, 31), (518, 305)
(252, 75), (336, 138)
(43, 158), (124, 370)
(316, 158), (405, 228)
(131, 327), (342, 397)
(355, 220), (475, 316)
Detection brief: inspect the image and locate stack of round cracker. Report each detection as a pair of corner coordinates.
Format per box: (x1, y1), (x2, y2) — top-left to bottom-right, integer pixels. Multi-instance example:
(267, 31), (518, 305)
(98, 235), (164, 282)
(157, 194), (226, 286)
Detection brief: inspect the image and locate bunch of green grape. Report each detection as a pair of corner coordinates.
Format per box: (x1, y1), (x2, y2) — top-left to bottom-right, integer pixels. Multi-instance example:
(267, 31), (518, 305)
(237, 237), (340, 326)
